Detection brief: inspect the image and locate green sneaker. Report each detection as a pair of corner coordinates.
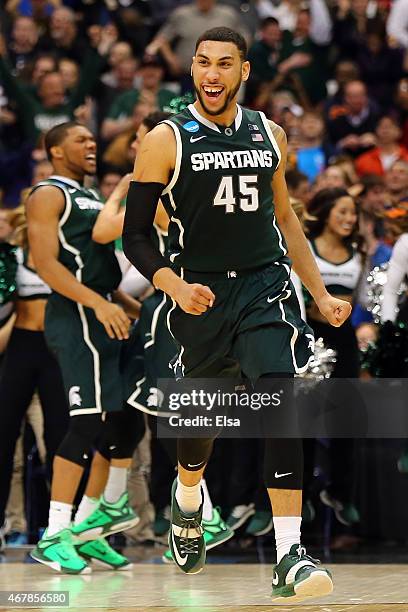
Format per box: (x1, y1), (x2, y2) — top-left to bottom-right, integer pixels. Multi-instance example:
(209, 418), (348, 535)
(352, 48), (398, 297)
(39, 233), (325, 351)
(320, 490), (360, 526)
(162, 507), (233, 563)
(75, 537), (132, 570)
(71, 493), (139, 541)
(226, 503), (255, 530)
(245, 511), (273, 536)
(30, 528), (91, 574)
(271, 544), (333, 604)
(168, 479), (205, 574)
(154, 505), (171, 536)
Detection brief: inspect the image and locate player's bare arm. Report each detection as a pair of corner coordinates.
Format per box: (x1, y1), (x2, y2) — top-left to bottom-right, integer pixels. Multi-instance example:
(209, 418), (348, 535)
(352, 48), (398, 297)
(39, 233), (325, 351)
(92, 173), (132, 243)
(27, 186), (130, 339)
(269, 120), (351, 327)
(125, 124), (215, 315)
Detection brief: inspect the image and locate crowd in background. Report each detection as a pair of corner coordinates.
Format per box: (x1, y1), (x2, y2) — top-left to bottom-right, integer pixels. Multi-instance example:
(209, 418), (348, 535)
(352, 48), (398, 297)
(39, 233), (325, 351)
(1, 0), (408, 553)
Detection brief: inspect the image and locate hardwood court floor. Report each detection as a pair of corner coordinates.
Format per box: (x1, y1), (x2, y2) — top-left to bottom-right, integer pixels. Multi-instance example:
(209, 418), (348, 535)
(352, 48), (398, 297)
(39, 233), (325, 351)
(0, 563), (408, 610)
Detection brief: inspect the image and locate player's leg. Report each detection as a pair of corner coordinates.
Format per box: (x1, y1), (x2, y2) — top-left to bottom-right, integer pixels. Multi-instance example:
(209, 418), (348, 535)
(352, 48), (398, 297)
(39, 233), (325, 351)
(234, 269), (333, 602)
(31, 413), (103, 574)
(36, 341), (70, 482)
(32, 297), (106, 573)
(73, 405), (145, 537)
(72, 406), (145, 570)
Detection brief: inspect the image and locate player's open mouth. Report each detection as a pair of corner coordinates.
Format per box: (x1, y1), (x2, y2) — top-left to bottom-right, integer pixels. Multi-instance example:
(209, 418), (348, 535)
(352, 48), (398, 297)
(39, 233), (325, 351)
(202, 85), (224, 99)
(85, 154), (96, 161)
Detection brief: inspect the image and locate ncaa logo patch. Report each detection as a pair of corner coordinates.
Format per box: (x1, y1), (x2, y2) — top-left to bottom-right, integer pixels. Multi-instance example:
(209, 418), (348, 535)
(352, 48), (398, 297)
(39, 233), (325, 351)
(182, 120), (200, 133)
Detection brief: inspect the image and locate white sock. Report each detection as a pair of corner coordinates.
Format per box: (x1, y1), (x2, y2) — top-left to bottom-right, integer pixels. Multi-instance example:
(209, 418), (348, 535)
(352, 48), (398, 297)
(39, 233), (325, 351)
(201, 479), (213, 521)
(47, 501), (73, 536)
(74, 495), (99, 525)
(103, 466), (128, 504)
(175, 476), (202, 515)
(273, 516), (302, 563)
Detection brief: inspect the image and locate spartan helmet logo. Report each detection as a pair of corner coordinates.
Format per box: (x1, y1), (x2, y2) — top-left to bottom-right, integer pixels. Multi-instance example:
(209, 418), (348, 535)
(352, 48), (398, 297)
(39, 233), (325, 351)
(305, 333), (315, 352)
(69, 386), (82, 407)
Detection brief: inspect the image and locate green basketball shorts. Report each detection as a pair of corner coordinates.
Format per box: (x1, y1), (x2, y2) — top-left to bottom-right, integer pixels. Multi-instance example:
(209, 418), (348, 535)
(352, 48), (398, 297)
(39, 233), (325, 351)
(45, 293), (133, 416)
(167, 261), (314, 379)
(127, 291), (178, 417)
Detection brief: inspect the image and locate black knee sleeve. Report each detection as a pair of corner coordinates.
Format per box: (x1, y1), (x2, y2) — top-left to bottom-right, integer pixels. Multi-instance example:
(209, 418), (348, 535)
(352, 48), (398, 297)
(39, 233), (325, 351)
(177, 437), (214, 471)
(98, 405), (146, 460)
(263, 437), (303, 489)
(258, 373), (303, 489)
(56, 414), (103, 467)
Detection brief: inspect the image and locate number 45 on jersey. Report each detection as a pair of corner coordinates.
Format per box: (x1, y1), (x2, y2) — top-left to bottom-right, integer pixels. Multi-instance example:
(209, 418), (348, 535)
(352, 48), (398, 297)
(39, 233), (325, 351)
(214, 175), (259, 213)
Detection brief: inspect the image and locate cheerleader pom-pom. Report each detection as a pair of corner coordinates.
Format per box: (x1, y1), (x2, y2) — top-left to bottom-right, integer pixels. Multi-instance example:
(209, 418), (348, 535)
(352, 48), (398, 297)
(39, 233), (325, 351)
(0, 243), (17, 306)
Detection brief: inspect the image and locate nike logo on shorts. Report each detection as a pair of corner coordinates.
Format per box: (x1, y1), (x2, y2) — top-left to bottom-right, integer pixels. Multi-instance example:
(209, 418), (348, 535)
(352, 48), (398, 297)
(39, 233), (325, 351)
(275, 471), (293, 479)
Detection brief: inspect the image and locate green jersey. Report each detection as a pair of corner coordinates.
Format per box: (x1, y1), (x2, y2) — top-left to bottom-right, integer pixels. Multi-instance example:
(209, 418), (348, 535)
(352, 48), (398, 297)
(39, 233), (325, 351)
(160, 104), (289, 272)
(32, 176), (121, 293)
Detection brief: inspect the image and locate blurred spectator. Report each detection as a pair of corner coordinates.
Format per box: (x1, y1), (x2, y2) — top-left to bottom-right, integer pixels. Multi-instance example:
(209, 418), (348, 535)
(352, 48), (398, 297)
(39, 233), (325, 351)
(58, 57), (79, 93)
(99, 170), (122, 200)
(101, 42), (135, 88)
(385, 159), (408, 205)
(358, 174), (391, 213)
(327, 80), (380, 157)
(354, 21), (404, 110)
(256, 0), (300, 31)
(324, 60), (360, 123)
(29, 53), (57, 89)
(145, 0), (249, 91)
(101, 57), (174, 142)
(247, 17), (281, 84)
(5, 0), (57, 21)
(31, 158), (53, 185)
(387, 0), (408, 49)
(286, 168), (311, 206)
(317, 164), (350, 191)
(277, 1), (331, 106)
(7, 16), (39, 75)
(293, 111), (330, 182)
(333, 0), (382, 60)
(0, 29), (114, 141)
(355, 115), (408, 177)
(38, 6), (90, 63)
(103, 100), (154, 170)
(395, 78), (408, 149)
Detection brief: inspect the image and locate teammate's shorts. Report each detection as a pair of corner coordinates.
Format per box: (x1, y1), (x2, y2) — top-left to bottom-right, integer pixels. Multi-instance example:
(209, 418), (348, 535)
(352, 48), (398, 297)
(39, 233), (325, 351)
(126, 291), (178, 417)
(167, 261), (314, 379)
(45, 293), (139, 416)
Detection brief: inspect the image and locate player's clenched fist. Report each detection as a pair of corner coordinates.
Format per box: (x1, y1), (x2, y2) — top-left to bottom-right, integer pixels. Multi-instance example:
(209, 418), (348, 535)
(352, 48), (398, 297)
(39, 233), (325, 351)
(175, 282), (215, 315)
(94, 299), (131, 339)
(316, 294), (352, 327)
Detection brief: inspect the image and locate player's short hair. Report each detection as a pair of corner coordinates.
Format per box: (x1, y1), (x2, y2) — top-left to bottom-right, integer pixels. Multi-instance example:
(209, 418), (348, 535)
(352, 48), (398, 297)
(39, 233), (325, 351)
(195, 27), (247, 61)
(44, 121), (83, 161)
(142, 111), (171, 133)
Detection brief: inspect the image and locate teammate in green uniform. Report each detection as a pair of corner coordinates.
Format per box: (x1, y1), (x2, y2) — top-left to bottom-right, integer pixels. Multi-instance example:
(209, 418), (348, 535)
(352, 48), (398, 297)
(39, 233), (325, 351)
(123, 28), (351, 603)
(26, 122), (144, 574)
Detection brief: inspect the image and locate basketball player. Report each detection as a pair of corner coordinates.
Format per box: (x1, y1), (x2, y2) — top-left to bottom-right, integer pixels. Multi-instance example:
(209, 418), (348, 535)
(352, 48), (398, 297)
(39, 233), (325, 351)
(26, 122), (145, 574)
(123, 28), (351, 603)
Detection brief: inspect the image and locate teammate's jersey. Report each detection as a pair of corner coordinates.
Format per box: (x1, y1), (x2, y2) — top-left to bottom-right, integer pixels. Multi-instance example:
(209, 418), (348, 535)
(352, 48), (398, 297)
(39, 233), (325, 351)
(32, 175), (121, 293)
(160, 104), (289, 272)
